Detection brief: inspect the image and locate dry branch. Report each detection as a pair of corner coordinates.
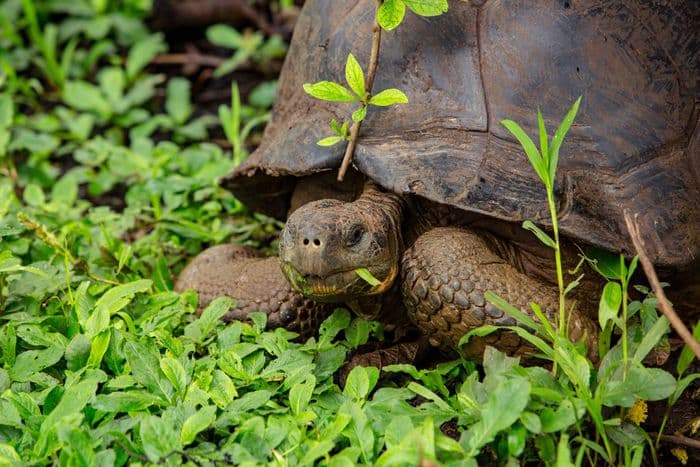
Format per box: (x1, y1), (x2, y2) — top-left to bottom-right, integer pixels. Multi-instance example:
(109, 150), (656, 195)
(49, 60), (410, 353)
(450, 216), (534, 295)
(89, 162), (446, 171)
(623, 210), (700, 360)
(337, 0), (383, 182)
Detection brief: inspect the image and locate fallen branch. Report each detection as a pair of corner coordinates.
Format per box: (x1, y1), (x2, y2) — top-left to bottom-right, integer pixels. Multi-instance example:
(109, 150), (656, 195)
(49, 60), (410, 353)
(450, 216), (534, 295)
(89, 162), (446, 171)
(623, 210), (700, 360)
(650, 432), (700, 450)
(337, 0), (382, 182)
(151, 0), (279, 36)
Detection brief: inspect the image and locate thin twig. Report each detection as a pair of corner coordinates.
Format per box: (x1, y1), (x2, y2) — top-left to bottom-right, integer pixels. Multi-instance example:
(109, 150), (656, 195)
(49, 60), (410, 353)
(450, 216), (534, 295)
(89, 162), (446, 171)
(623, 210), (700, 360)
(152, 53), (225, 67)
(338, 0), (382, 182)
(650, 432), (700, 450)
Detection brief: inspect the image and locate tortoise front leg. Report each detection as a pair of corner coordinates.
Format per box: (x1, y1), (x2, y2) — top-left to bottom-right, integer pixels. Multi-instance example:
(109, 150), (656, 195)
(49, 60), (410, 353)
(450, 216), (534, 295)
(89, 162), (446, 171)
(176, 244), (329, 337)
(401, 227), (597, 359)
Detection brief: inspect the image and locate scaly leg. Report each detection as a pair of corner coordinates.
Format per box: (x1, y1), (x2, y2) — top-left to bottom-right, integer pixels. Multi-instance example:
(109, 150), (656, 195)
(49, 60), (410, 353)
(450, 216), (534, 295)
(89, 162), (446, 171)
(176, 244), (329, 337)
(401, 227), (597, 359)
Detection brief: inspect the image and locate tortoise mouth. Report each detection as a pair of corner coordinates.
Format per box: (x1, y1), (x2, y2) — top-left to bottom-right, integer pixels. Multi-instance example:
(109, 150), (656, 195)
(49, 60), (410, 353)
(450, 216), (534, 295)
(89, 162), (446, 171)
(281, 262), (396, 302)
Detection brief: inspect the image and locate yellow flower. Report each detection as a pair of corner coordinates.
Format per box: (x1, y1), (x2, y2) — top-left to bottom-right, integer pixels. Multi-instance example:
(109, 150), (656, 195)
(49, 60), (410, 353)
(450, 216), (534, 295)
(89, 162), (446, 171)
(671, 447), (688, 465)
(626, 400), (648, 425)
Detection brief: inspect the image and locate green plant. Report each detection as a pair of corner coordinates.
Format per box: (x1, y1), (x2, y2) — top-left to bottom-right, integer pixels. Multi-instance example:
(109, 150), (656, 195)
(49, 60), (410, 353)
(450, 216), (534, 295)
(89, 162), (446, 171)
(457, 98), (689, 465)
(206, 24), (287, 77)
(219, 82), (271, 166)
(500, 97), (581, 344)
(303, 0), (448, 180)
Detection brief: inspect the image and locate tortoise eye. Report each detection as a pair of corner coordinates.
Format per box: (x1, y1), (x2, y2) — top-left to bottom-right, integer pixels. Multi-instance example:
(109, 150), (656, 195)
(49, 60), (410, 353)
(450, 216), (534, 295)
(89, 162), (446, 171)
(346, 225), (365, 246)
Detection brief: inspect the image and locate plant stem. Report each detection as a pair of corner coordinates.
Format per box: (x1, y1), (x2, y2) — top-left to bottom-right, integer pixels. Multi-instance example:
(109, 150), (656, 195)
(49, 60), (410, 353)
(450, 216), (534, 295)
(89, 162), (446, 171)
(621, 271), (629, 378)
(624, 210), (700, 360)
(338, 0), (382, 182)
(547, 189), (566, 336)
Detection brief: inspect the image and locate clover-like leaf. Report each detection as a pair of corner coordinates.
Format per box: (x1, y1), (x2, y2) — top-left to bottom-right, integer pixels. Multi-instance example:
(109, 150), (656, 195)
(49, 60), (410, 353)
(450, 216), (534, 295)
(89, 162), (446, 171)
(317, 136), (345, 146)
(403, 0), (448, 17)
(369, 88), (408, 106)
(303, 81), (358, 102)
(345, 53), (365, 98)
(352, 106), (367, 122)
(378, 0), (407, 31)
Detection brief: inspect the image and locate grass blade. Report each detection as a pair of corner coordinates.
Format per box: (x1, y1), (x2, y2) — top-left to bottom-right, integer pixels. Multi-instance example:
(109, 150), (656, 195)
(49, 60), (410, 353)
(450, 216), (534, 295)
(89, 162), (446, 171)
(548, 96), (581, 182)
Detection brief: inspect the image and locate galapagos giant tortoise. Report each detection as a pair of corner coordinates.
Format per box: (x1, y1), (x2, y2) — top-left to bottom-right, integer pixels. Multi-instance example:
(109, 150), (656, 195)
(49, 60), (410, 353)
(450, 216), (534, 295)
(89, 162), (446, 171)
(177, 0), (699, 357)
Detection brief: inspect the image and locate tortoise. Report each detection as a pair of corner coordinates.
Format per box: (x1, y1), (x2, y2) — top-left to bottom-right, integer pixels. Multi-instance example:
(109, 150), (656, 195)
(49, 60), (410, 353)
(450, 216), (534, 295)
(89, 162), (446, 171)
(176, 0), (700, 359)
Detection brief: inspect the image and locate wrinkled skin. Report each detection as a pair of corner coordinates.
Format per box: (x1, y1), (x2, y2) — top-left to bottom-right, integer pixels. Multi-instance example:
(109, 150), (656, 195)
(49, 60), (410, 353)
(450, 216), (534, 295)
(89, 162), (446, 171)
(177, 181), (598, 359)
(279, 185), (403, 303)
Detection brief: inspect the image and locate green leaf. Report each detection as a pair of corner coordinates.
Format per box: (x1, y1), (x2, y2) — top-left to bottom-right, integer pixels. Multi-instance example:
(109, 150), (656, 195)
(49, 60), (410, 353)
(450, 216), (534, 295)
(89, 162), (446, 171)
(345, 53), (365, 98)
(0, 93), (13, 127)
(35, 371), (106, 457)
(190, 296), (233, 341)
(501, 119), (547, 184)
(63, 81), (111, 117)
(520, 411), (542, 433)
(598, 282), (622, 329)
(522, 220), (555, 248)
(537, 109), (548, 159)
(540, 399), (582, 433)
(126, 33), (166, 80)
(166, 77), (192, 124)
(98, 67), (125, 108)
(483, 291), (545, 335)
(124, 339), (173, 401)
(355, 267), (381, 286)
(181, 405), (217, 445)
(87, 328), (110, 368)
(677, 322), (700, 376)
(352, 106), (367, 122)
(23, 184), (45, 207)
(345, 319), (372, 348)
(402, 0), (448, 17)
(8, 345), (64, 382)
(92, 391), (163, 412)
(344, 366), (379, 400)
(160, 356), (188, 398)
(289, 374), (316, 416)
(548, 97), (581, 183)
(602, 366), (676, 407)
(206, 24), (243, 49)
(369, 88), (408, 106)
(140, 415), (181, 462)
(303, 81), (358, 102)
(555, 433), (575, 467)
(586, 248), (625, 280)
(632, 316), (668, 363)
(87, 280), (151, 337)
(377, 0), (406, 31)
(317, 135), (344, 146)
(462, 376), (531, 455)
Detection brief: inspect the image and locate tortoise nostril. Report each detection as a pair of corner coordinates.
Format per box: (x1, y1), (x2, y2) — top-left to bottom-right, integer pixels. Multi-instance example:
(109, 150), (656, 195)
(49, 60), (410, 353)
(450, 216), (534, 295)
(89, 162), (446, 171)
(313, 239), (321, 246)
(302, 238), (309, 246)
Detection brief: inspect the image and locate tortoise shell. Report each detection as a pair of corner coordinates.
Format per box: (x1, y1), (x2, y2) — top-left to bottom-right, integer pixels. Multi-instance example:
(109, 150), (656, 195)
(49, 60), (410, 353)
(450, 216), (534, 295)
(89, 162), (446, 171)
(224, 0), (699, 270)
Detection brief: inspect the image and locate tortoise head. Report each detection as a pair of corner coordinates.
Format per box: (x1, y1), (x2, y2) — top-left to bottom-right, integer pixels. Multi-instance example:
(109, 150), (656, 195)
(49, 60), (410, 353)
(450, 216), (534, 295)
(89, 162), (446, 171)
(279, 186), (403, 302)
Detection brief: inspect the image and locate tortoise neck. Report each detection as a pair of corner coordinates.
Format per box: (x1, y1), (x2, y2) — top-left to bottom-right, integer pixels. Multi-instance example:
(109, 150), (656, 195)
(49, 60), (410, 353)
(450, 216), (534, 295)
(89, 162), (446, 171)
(356, 182), (405, 230)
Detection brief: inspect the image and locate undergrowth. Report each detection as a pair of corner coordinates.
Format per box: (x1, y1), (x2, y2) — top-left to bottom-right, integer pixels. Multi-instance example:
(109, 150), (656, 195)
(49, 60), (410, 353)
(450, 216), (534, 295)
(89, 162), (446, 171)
(0, 1), (697, 465)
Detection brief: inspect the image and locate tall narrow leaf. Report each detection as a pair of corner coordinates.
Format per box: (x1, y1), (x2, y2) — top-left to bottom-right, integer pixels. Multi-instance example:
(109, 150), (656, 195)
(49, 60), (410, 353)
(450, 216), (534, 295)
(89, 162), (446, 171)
(548, 96), (581, 182)
(500, 119), (546, 183)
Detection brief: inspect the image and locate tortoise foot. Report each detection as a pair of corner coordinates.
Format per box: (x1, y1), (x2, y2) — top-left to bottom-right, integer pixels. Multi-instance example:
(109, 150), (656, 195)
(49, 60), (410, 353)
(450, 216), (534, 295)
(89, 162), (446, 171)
(401, 227), (597, 358)
(339, 341), (422, 385)
(176, 244), (329, 336)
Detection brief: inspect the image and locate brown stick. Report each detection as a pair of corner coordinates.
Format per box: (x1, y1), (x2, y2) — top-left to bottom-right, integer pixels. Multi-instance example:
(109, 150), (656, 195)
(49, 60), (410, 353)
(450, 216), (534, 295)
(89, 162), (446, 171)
(337, 0), (383, 182)
(623, 210), (700, 360)
(151, 53), (226, 67)
(650, 433), (700, 450)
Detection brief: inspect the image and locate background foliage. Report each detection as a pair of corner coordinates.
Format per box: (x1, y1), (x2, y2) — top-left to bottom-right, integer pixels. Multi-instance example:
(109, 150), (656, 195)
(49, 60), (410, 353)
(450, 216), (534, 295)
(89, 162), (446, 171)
(0, 0), (696, 465)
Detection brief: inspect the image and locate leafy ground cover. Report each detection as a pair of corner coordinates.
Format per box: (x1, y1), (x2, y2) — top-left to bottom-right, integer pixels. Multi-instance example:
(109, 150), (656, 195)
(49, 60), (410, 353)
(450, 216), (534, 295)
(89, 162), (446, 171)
(0, 1), (698, 465)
